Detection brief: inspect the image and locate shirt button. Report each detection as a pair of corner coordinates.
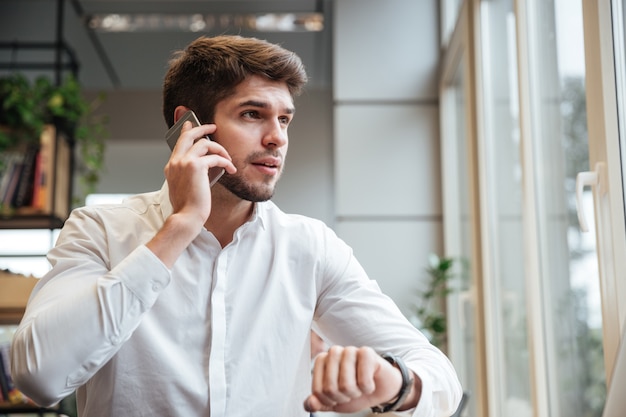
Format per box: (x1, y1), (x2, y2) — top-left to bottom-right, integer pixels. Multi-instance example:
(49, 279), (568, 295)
(152, 283), (161, 291)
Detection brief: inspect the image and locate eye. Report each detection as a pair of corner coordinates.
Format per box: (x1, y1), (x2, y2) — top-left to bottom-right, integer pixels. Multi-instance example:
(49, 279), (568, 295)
(242, 110), (260, 119)
(279, 116), (291, 125)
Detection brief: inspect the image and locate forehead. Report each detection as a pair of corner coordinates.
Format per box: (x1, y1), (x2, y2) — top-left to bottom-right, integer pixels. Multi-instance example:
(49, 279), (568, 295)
(227, 75), (294, 107)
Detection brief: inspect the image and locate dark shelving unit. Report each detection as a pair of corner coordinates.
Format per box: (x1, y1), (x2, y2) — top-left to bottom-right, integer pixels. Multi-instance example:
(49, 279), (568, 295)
(0, 0), (77, 230)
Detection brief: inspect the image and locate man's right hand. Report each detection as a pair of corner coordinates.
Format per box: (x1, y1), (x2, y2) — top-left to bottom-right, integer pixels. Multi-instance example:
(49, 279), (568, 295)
(165, 120), (235, 227)
(148, 121), (236, 268)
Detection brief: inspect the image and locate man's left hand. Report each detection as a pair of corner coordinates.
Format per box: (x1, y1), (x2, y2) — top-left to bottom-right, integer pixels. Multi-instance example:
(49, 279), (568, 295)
(304, 346), (411, 413)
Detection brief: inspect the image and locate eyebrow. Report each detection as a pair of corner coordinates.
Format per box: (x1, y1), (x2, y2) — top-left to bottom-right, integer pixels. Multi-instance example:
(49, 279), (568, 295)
(239, 100), (295, 115)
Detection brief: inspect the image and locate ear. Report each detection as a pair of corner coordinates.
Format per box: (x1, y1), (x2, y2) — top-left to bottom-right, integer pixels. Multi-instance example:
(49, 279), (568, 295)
(173, 105), (191, 123)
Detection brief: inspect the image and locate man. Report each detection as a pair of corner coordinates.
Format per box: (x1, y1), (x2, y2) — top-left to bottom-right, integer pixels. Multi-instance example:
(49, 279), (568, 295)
(11, 35), (462, 416)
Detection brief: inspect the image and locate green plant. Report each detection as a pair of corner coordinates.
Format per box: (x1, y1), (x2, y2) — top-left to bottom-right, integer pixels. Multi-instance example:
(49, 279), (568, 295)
(411, 254), (457, 352)
(0, 73), (108, 203)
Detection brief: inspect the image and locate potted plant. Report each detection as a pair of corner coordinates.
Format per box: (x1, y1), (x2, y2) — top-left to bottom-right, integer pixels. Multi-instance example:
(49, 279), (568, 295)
(0, 73), (108, 206)
(411, 254), (460, 353)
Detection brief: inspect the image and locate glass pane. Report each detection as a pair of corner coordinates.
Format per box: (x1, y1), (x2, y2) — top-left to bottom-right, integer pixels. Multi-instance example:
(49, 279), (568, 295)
(448, 56), (479, 417)
(0, 256), (51, 278)
(479, 0), (532, 415)
(442, 0), (464, 45)
(527, 0), (606, 415)
(614, 0), (626, 202)
(0, 229), (59, 278)
(0, 229), (56, 255)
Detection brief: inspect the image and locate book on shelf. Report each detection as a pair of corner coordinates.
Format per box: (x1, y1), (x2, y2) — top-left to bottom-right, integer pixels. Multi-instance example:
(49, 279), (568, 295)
(0, 146), (27, 206)
(0, 341), (29, 405)
(0, 343), (6, 402)
(0, 341), (12, 402)
(0, 124), (72, 221)
(12, 143), (39, 208)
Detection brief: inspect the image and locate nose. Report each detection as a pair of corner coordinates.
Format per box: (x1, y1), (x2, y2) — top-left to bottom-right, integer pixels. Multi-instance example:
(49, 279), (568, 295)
(262, 119), (288, 148)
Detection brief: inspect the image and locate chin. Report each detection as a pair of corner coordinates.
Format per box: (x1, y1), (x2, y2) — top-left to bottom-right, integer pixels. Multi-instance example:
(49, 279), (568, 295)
(220, 175), (276, 202)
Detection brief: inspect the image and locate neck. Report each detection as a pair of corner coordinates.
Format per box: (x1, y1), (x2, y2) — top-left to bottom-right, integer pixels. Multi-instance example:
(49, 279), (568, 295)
(204, 184), (255, 247)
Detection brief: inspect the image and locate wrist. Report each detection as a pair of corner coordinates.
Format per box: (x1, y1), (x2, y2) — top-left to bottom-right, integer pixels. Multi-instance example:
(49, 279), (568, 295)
(168, 210), (206, 232)
(147, 213), (202, 268)
(371, 353), (414, 414)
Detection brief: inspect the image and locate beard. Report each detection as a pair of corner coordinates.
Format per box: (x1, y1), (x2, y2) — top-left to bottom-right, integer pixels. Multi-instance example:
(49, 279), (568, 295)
(218, 155), (283, 202)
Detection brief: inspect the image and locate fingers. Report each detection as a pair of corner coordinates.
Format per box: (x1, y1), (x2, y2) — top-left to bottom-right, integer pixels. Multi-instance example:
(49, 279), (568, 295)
(174, 122), (231, 160)
(167, 122), (236, 176)
(306, 346), (381, 413)
(314, 347), (355, 406)
(191, 139), (236, 175)
(171, 121), (215, 153)
(164, 122), (235, 222)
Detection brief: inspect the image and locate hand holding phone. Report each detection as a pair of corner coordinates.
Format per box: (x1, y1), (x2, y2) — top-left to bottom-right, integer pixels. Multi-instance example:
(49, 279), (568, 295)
(165, 110), (225, 186)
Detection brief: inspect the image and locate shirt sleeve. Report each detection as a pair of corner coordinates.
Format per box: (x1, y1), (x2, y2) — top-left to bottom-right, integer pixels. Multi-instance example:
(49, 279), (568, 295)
(10, 207), (171, 407)
(313, 227), (463, 417)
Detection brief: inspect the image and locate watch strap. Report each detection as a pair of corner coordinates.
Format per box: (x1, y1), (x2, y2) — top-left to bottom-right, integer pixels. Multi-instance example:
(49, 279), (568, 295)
(371, 352), (413, 413)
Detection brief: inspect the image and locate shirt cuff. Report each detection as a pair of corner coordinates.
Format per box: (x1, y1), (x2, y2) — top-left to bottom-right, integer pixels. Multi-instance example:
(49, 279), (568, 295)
(114, 245), (171, 307)
(404, 364), (436, 417)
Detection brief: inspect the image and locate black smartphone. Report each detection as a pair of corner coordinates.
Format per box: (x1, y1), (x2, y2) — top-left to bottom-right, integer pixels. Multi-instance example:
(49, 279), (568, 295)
(165, 110), (225, 187)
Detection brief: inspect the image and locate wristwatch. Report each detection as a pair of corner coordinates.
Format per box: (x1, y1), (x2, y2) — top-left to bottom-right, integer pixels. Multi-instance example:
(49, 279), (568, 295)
(371, 353), (414, 414)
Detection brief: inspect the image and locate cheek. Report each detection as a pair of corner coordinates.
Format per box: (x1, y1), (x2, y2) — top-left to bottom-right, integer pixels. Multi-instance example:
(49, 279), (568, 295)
(214, 135), (245, 161)
(228, 152), (246, 170)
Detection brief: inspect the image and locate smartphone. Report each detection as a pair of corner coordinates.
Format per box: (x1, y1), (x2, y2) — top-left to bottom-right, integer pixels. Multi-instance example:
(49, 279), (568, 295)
(165, 110), (225, 187)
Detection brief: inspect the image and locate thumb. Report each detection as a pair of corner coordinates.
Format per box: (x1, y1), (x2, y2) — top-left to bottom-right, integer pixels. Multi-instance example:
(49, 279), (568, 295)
(303, 395), (333, 413)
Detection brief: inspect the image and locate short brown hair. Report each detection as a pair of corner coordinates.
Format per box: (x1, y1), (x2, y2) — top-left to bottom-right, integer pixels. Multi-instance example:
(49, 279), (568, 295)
(162, 35), (308, 127)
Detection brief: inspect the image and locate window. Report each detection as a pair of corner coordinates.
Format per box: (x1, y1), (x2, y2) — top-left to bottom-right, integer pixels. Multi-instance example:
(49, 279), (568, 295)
(0, 194), (130, 277)
(0, 229), (58, 277)
(440, 0), (622, 415)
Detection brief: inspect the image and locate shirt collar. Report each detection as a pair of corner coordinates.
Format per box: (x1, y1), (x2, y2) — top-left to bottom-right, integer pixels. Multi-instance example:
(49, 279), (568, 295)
(250, 201), (267, 231)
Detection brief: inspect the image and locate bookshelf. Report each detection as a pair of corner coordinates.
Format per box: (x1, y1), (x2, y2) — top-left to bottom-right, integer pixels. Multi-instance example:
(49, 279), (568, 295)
(0, 1), (79, 414)
(0, 0), (78, 231)
(0, 125), (74, 230)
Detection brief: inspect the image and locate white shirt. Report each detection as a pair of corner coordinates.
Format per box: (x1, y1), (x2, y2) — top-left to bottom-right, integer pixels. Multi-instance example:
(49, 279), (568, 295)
(11, 182), (462, 417)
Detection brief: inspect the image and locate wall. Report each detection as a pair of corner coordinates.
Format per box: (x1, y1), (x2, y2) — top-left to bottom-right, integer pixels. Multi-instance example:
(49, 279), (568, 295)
(332, 0), (443, 315)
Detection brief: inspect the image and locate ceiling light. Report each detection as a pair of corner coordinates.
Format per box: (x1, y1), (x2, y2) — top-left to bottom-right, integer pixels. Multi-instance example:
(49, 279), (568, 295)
(87, 13), (324, 33)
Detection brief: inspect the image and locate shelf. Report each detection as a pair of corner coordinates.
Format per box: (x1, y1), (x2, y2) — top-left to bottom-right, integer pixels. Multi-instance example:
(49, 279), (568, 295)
(0, 41), (79, 75)
(0, 214), (65, 230)
(0, 401), (59, 415)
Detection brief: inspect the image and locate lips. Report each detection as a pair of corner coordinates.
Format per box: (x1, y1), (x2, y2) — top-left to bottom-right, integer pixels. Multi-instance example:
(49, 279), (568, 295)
(251, 156), (281, 170)
(251, 156), (282, 175)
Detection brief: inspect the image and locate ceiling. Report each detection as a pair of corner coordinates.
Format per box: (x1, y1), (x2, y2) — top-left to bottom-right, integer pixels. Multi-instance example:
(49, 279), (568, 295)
(0, 0), (332, 92)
